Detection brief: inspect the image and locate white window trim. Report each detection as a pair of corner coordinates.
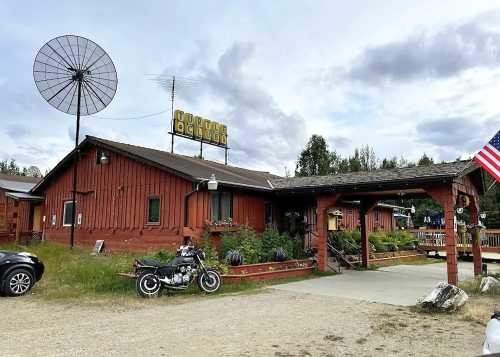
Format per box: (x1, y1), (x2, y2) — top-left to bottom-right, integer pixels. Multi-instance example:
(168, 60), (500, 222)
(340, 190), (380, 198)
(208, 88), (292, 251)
(63, 201), (75, 227)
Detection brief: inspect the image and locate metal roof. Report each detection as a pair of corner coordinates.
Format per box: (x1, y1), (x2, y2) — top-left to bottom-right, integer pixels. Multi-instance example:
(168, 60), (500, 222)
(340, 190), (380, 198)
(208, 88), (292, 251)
(0, 174), (40, 193)
(5, 192), (44, 201)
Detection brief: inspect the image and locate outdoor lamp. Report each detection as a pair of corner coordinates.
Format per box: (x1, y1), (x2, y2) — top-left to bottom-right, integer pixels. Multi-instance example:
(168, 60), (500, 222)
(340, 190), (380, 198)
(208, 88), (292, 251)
(100, 151), (109, 165)
(207, 174), (218, 191)
(410, 205), (416, 214)
(480, 212), (487, 219)
(456, 207), (464, 214)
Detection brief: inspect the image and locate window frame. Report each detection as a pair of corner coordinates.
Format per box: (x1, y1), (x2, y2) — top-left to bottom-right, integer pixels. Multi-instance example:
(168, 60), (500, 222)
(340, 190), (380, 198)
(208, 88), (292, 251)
(210, 191), (233, 222)
(146, 196), (161, 225)
(62, 201), (75, 227)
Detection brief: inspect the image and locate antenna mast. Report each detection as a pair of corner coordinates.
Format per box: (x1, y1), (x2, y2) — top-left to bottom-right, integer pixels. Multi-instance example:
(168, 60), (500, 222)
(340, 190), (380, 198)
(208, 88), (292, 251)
(170, 75), (175, 153)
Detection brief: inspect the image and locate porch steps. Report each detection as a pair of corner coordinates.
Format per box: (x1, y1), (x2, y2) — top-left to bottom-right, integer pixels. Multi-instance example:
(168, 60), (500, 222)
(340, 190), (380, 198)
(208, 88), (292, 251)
(327, 242), (358, 270)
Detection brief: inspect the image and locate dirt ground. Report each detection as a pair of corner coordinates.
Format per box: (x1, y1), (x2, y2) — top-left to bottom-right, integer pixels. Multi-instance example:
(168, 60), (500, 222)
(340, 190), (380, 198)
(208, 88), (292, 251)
(0, 287), (493, 357)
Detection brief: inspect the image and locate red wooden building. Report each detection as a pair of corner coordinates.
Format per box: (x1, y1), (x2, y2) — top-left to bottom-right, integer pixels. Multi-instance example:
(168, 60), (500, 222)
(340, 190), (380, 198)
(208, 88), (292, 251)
(25, 136), (397, 251)
(0, 173), (42, 243)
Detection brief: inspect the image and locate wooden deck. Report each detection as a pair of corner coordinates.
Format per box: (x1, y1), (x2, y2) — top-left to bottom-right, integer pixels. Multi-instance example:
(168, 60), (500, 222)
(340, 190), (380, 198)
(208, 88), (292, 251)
(411, 229), (500, 254)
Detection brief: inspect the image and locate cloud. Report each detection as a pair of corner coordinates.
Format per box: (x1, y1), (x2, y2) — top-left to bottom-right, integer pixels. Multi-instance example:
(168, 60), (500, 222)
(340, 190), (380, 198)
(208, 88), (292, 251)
(416, 116), (500, 159)
(163, 42), (307, 171)
(340, 18), (500, 85)
(6, 125), (31, 139)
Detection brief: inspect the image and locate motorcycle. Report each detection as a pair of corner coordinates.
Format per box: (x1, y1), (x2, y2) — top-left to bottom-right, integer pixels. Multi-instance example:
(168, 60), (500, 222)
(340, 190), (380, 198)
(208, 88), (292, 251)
(133, 245), (222, 298)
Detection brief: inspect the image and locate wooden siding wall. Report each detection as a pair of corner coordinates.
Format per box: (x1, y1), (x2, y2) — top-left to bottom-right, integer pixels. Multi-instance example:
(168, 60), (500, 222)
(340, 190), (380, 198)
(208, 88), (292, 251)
(186, 191), (267, 233)
(307, 204), (394, 232)
(233, 192), (266, 232)
(42, 148), (193, 251)
(41, 147), (270, 251)
(0, 189), (31, 234)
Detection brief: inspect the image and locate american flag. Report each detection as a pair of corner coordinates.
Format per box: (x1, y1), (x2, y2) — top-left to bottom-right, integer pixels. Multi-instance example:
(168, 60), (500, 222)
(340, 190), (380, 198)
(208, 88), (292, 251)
(474, 130), (500, 182)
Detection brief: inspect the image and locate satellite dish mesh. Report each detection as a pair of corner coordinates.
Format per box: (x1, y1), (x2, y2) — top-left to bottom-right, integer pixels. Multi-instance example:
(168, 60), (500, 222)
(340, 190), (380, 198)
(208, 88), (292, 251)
(33, 35), (117, 116)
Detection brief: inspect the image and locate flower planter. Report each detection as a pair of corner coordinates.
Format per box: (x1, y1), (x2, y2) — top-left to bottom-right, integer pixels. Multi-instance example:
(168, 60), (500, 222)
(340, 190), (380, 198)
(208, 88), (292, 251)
(222, 259), (315, 284)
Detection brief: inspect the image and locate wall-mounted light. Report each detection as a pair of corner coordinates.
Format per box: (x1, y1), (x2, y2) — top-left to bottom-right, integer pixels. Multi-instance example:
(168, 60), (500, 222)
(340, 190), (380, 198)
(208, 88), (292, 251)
(456, 207), (464, 214)
(410, 205), (416, 214)
(480, 212), (487, 219)
(99, 151), (109, 165)
(207, 174), (218, 191)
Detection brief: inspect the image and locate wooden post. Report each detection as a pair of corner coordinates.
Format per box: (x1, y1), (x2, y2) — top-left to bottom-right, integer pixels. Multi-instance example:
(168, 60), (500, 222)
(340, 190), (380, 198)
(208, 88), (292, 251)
(426, 185), (458, 285)
(316, 194), (341, 271)
(360, 199), (377, 268)
(15, 201), (20, 243)
(469, 195), (482, 276)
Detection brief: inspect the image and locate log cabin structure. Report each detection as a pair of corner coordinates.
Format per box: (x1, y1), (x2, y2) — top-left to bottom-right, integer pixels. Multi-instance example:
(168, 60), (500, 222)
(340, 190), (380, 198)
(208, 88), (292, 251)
(25, 136), (485, 285)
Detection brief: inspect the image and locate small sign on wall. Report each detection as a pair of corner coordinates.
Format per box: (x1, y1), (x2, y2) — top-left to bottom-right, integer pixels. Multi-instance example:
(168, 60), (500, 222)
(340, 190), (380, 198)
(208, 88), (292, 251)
(51, 215), (56, 226)
(77, 213), (82, 225)
(92, 240), (105, 255)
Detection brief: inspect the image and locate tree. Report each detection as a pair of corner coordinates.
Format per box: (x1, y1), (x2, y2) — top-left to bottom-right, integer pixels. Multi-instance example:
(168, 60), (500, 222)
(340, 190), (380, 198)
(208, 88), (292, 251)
(0, 159), (42, 177)
(295, 135), (333, 176)
(359, 145), (378, 171)
(0, 159), (21, 175)
(380, 157), (398, 169)
(348, 149), (362, 172)
(417, 153), (434, 166)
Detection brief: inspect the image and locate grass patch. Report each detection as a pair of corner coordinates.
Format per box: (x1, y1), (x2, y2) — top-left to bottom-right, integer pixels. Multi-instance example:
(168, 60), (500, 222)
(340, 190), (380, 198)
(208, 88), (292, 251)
(1, 242), (137, 299)
(0, 242), (320, 302)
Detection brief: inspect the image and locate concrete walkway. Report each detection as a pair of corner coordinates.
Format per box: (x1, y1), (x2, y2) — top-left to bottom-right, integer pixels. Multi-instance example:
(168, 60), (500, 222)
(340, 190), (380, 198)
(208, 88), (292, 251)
(273, 261), (500, 306)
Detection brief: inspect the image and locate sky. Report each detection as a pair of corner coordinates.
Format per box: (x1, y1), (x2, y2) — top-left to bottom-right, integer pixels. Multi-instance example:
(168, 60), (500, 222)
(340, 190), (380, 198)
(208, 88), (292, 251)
(1, 1), (500, 176)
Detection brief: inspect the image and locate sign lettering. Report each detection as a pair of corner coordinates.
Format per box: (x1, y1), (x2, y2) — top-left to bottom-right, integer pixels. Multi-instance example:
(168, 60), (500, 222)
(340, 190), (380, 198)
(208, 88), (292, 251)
(174, 109), (228, 147)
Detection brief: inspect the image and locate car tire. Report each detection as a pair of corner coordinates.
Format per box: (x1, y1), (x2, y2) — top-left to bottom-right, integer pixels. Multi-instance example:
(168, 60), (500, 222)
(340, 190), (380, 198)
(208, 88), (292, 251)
(2, 269), (34, 297)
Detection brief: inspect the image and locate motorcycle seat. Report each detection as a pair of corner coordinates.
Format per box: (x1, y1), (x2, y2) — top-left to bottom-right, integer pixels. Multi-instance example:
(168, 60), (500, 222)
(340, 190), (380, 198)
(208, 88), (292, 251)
(139, 258), (174, 268)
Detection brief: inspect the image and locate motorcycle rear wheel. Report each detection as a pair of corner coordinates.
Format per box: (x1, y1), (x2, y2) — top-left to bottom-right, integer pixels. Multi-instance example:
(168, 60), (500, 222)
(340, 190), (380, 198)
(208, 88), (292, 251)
(136, 272), (161, 298)
(197, 269), (221, 294)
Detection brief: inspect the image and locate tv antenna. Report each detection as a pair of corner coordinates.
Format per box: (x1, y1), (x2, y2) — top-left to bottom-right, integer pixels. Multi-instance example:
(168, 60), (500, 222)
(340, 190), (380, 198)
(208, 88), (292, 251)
(33, 35), (118, 248)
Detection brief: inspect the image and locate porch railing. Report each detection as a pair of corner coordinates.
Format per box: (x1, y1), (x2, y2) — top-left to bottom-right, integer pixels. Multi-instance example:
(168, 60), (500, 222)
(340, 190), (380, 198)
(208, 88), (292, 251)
(409, 229), (500, 250)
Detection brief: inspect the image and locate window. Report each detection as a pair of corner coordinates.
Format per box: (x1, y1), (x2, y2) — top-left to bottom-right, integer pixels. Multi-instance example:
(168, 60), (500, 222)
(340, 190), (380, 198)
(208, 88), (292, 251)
(265, 202), (273, 227)
(147, 197), (160, 224)
(63, 201), (74, 226)
(211, 192), (232, 221)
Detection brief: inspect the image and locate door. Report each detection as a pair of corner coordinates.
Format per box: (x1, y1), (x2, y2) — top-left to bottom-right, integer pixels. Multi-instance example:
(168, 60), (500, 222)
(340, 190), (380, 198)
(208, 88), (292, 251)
(32, 205), (42, 232)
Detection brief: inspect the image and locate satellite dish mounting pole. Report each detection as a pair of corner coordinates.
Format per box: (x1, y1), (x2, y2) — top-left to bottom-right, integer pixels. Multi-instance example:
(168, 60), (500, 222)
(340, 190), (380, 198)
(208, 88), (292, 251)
(170, 75), (175, 153)
(69, 79), (82, 249)
(34, 35), (118, 249)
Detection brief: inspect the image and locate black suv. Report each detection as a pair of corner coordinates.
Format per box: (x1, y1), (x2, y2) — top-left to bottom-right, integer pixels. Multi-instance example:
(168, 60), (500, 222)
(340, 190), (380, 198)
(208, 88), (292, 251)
(0, 251), (44, 296)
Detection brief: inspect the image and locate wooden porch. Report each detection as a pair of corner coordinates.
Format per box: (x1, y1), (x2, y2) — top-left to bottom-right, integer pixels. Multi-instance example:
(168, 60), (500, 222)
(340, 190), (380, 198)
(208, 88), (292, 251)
(412, 228), (500, 254)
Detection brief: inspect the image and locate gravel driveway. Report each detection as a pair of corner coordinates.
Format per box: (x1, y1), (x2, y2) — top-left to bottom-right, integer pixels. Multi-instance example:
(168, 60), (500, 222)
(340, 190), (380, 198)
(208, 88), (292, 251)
(1, 288), (486, 357)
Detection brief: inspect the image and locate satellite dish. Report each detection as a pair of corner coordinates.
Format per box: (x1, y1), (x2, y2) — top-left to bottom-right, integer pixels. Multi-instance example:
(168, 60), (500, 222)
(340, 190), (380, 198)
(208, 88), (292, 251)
(33, 35), (118, 248)
(34, 35), (117, 115)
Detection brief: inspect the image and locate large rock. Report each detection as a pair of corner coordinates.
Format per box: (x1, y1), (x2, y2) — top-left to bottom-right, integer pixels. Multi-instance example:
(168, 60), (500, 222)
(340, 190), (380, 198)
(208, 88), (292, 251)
(421, 282), (468, 311)
(480, 276), (500, 293)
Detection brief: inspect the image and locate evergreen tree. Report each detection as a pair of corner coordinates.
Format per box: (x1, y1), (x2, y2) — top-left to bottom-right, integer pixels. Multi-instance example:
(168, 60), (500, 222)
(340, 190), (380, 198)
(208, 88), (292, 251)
(417, 153), (434, 166)
(295, 135), (333, 176)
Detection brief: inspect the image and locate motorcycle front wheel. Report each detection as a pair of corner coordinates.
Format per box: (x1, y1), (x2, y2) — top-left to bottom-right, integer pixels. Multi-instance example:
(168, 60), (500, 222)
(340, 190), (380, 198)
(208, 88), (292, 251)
(136, 272), (161, 298)
(197, 269), (221, 294)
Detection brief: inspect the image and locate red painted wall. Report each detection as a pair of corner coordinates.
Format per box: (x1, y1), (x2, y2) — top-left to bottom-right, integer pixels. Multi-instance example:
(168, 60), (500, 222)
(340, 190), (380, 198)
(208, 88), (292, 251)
(0, 189), (32, 243)
(40, 147), (269, 252)
(41, 147), (192, 251)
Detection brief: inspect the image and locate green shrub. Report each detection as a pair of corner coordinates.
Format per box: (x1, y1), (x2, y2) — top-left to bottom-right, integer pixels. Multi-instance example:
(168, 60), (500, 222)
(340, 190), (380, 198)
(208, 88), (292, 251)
(143, 250), (175, 262)
(329, 231), (360, 255)
(220, 232), (241, 257)
(369, 232), (389, 252)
